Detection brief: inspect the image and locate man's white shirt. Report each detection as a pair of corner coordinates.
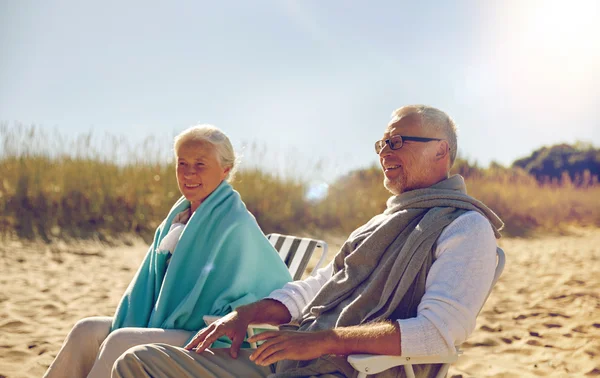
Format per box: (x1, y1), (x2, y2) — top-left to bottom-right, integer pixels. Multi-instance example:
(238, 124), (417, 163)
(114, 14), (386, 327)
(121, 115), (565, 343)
(268, 211), (497, 357)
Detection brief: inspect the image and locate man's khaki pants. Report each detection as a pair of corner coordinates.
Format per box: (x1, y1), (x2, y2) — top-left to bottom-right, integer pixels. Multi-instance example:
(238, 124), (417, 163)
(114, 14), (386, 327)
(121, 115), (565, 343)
(111, 343), (274, 378)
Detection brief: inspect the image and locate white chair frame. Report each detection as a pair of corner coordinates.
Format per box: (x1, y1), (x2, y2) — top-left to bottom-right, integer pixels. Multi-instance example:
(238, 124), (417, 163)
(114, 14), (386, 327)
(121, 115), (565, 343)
(347, 247), (506, 378)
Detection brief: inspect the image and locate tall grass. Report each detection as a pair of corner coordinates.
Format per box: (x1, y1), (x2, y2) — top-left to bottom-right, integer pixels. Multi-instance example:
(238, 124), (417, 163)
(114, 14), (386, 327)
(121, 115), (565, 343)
(312, 163), (600, 237)
(466, 167), (600, 236)
(1, 124), (599, 241)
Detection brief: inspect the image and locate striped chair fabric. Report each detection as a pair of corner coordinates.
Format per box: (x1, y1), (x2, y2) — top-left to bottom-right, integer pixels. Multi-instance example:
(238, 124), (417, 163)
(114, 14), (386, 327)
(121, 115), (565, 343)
(266, 233), (328, 280)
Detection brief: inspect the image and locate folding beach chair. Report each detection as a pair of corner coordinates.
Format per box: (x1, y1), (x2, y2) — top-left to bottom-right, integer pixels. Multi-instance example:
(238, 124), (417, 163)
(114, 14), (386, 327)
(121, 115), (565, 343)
(347, 247), (506, 378)
(204, 234), (329, 347)
(266, 233), (329, 280)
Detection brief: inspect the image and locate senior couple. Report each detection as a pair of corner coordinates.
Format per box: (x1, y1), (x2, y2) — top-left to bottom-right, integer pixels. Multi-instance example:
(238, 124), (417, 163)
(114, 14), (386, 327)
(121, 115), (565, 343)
(44, 105), (503, 378)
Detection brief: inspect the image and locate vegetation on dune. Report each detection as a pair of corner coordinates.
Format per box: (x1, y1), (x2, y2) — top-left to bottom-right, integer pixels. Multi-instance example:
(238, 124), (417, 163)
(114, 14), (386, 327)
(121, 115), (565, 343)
(512, 142), (600, 186)
(314, 158), (600, 238)
(1, 124), (599, 242)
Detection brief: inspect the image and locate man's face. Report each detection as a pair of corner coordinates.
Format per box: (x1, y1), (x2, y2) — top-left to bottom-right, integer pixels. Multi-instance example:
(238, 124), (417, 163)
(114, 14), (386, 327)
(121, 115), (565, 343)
(378, 113), (442, 195)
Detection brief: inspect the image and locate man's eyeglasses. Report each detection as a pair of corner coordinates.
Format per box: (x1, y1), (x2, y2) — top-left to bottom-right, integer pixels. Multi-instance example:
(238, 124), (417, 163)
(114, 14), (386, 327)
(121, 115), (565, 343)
(374, 135), (443, 154)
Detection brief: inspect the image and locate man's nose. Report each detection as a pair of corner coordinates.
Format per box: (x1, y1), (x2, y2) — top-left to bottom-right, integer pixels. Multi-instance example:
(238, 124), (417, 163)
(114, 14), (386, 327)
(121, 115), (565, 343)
(379, 143), (393, 156)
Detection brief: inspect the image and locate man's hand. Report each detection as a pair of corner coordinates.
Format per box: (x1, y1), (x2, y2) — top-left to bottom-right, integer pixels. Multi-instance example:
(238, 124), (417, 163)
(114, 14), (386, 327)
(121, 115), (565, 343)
(247, 321), (402, 365)
(184, 299), (292, 358)
(184, 309), (252, 358)
(247, 330), (334, 366)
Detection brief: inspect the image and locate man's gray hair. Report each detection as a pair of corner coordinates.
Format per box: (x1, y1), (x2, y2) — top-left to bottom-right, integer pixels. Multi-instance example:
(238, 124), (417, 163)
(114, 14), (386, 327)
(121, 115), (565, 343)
(390, 105), (458, 168)
(173, 124), (238, 182)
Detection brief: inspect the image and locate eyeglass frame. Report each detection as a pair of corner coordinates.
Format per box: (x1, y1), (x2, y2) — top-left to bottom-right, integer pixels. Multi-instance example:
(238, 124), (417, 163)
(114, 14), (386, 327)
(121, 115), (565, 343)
(374, 135), (444, 154)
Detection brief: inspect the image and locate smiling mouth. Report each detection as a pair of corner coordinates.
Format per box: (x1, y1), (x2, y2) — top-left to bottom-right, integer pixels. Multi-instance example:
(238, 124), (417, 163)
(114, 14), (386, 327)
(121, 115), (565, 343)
(185, 183), (201, 188)
(384, 164), (401, 172)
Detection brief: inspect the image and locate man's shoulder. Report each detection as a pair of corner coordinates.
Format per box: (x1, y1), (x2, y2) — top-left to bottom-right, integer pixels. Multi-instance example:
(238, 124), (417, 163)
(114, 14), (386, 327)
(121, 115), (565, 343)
(451, 210), (493, 229)
(438, 211), (496, 245)
(433, 211), (497, 260)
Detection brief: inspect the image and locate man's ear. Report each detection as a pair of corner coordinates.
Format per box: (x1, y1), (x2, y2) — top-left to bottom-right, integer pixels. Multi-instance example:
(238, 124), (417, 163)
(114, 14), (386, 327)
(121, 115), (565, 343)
(435, 141), (449, 161)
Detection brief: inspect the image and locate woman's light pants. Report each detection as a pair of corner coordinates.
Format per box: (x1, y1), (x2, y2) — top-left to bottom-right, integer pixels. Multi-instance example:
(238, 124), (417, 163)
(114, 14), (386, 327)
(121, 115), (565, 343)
(42, 316), (194, 378)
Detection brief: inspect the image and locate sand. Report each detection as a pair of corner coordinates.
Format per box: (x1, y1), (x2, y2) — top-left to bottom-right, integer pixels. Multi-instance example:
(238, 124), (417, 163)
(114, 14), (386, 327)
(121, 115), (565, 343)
(450, 228), (600, 378)
(1, 229), (599, 378)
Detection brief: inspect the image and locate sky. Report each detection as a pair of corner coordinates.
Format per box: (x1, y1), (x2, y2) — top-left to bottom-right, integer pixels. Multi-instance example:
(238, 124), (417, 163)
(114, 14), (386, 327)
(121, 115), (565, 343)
(1, 0), (599, 182)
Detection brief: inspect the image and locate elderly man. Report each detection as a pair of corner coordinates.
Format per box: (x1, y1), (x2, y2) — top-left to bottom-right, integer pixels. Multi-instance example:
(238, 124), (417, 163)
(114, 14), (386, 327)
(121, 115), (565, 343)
(112, 105), (503, 378)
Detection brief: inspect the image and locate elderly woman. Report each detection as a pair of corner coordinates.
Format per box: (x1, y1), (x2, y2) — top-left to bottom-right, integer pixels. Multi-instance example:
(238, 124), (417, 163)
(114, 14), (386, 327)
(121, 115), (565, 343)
(43, 125), (292, 378)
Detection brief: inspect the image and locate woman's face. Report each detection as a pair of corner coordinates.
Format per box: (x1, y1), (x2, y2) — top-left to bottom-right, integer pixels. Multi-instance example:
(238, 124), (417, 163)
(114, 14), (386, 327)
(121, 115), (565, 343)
(176, 140), (230, 213)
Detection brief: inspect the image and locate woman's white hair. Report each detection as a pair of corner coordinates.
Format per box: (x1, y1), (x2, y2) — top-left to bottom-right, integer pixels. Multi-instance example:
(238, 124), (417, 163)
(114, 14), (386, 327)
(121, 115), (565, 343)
(173, 124), (238, 182)
(390, 105), (458, 168)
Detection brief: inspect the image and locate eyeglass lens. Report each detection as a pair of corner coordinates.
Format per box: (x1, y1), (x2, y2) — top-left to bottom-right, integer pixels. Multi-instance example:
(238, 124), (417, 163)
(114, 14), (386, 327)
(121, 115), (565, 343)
(375, 135), (403, 153)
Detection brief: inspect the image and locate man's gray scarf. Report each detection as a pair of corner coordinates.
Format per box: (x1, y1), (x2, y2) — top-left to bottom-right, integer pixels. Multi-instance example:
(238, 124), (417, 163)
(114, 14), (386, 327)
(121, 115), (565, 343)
(271, 175), (503, 378)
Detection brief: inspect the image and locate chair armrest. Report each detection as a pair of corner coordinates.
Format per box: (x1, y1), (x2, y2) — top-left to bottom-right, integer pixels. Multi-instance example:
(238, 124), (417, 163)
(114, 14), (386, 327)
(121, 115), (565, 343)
(347, 353), (459, 375)
(202, 315), (278, 330)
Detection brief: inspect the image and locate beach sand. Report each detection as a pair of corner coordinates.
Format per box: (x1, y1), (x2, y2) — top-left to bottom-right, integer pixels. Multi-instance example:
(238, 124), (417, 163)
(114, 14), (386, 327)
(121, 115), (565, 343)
(1, 229), (599, 377)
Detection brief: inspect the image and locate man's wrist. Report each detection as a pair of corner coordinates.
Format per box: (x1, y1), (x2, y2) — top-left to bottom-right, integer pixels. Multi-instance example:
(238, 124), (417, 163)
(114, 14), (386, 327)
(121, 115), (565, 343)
(236, 302), (260, 323)
(321, 329), (345, 355)
(321, 322), (402, 356)
(240, 299), (292, 325)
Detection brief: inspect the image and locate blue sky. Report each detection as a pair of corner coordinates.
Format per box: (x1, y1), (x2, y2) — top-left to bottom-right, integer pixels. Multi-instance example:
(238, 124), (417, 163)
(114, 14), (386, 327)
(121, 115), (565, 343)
(1, 0), (599, 181)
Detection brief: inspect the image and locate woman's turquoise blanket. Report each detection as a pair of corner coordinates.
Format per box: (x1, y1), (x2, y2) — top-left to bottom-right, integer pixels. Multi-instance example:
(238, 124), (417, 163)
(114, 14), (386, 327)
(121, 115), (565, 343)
(111, 181), (292, 341)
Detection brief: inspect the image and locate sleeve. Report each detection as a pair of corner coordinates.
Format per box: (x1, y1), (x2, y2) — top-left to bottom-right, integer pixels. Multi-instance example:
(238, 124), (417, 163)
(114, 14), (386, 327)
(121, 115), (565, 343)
(398, 211), (498, 356)
(267, 262), (334, 321)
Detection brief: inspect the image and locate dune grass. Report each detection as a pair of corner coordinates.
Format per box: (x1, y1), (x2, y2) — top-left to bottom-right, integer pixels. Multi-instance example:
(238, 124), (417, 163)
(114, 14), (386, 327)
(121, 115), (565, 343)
(1, 124), (599, 242)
